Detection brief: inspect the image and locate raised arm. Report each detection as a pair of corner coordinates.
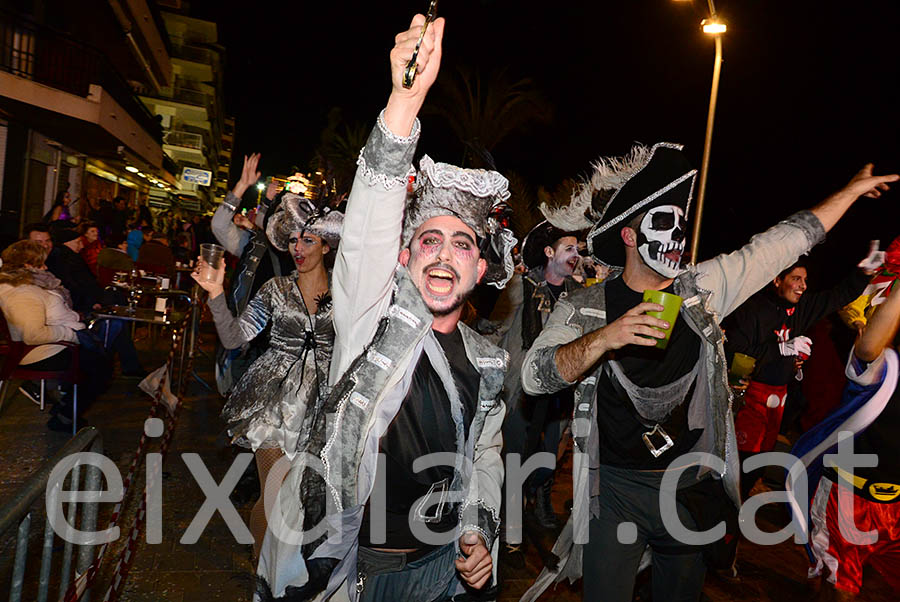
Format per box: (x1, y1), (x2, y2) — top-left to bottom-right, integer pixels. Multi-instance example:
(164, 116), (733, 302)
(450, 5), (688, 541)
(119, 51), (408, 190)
(810, 164), (898, 232)
(330, 14), (445, 382)
(699, 165), (898, 320)
(212, 154), (264, 256)
(855, 276), (900, 363)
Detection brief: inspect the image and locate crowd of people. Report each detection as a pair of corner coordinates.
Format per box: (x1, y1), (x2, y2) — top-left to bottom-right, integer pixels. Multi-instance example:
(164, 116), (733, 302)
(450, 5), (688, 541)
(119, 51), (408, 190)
(0, 190), (217, 431)
(175, 12), (900, 602)
(2, 11), (898, 602)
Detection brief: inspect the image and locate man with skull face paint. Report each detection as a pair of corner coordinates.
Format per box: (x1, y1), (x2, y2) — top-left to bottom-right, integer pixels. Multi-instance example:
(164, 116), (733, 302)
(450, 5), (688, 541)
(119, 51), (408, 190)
(519, 141), (897, 602)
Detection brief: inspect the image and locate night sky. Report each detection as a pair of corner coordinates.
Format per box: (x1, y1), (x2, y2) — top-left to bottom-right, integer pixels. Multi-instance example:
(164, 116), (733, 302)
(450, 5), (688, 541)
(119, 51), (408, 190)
(192, 0), (899, 286)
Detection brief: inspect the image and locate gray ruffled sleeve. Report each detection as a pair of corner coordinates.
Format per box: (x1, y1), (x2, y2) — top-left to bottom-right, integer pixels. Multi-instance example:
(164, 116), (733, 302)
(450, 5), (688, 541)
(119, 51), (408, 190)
(207, 278), (276, 349)
(355, 110), (420, 191)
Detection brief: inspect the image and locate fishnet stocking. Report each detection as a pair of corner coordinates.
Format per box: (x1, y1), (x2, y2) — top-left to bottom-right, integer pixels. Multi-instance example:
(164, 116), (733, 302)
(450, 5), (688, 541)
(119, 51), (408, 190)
(251, 448), (285, 560)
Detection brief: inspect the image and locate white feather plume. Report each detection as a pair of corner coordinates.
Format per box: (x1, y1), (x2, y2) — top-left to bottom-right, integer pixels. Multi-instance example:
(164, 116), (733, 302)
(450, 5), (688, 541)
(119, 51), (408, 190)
(540, 143), (655, 231)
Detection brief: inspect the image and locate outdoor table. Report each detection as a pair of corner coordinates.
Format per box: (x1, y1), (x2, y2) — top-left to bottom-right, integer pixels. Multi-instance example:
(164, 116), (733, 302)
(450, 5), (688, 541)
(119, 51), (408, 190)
(90, 305), (186, 326)
(89, 305), (190, 385)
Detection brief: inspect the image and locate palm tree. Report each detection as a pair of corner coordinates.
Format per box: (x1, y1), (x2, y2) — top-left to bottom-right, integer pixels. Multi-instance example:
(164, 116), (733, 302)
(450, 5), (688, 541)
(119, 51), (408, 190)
(310, 108), (370, 198)
(426, 65), (552, 169)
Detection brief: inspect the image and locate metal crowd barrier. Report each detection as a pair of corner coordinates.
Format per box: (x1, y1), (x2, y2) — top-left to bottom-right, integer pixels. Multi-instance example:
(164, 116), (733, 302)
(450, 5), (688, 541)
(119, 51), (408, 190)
(0, 427), (103, 602)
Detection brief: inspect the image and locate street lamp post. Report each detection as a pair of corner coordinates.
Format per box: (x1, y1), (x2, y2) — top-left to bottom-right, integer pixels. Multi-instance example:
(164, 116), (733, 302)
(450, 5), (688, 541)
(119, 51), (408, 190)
(688, 1), (726, 264)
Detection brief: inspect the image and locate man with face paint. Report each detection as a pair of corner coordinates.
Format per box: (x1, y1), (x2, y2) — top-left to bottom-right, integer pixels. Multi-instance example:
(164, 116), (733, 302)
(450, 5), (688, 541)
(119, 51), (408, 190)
(256, 13), (517, 602)
(723, 256), (875, 500)
(490, 220), (583, 564)
(519, 141), (897, 602)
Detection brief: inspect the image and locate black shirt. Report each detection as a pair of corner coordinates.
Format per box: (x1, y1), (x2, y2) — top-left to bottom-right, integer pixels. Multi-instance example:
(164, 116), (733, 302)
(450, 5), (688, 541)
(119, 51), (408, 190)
(722, 270), (869, 386)
(546, 281), (566, 303)
(594, 277), (703, 469)
(359, 327), (480, 549)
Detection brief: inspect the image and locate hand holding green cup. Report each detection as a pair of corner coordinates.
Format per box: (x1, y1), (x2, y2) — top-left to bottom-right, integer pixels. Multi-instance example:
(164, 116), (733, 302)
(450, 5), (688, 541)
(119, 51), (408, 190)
(642, 290), (683, 349)
(728, 352), (756, 386)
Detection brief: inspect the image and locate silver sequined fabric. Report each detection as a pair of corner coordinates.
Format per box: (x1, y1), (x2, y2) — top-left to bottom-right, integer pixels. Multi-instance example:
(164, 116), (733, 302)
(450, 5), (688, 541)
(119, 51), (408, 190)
(215, 274), (334, 460)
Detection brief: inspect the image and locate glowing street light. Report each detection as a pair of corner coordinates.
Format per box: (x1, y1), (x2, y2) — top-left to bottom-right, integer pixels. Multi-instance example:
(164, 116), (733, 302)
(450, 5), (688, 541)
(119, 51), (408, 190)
(680, 0), (726, 264)
(702, 18), (727, 35)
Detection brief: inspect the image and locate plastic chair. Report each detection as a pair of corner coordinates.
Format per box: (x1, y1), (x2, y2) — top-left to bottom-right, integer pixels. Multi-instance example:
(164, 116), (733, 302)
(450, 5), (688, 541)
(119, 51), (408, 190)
(0, 310), (81, 435)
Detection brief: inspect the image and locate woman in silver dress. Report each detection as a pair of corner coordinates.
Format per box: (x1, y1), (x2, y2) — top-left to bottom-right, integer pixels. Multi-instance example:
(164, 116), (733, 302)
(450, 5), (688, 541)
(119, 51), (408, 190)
(192, 193), (342, 558)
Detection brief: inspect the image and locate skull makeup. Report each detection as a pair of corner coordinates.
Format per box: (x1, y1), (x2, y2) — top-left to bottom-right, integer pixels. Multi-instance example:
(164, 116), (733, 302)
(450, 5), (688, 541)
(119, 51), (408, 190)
(637, 205), (687, 278)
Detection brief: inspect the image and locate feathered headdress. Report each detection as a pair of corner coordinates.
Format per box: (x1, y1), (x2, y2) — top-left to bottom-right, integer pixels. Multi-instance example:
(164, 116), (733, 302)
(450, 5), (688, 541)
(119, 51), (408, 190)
(542, 142), (695, 271)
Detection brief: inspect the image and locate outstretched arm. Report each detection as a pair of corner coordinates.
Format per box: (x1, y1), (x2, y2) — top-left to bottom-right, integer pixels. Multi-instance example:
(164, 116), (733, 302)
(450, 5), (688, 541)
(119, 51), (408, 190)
(212, 153), (262, 255)
(810, 164), (898, 233)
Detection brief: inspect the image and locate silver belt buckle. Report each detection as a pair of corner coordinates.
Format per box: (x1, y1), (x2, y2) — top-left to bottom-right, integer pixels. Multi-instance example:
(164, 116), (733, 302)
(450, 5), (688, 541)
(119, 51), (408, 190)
(642, 424), (674, 458)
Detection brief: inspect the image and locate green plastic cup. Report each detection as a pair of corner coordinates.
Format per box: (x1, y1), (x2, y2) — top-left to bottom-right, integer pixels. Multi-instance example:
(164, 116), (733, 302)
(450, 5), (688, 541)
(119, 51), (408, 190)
(729, 352), (757, 385)
(642, 290), (683, 349)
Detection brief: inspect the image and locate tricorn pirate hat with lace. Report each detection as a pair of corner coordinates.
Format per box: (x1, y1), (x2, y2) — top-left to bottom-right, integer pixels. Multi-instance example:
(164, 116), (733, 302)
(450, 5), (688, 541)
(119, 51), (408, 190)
(539, 142), (696, 272)
(402, 155), (517, 288)
(266, 192), (344, 251)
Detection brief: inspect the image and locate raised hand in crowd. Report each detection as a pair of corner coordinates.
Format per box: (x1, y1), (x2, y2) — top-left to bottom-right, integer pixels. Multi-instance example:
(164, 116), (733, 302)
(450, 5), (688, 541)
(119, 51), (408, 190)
(858, 239), (885, 275)
(265, 180), (279, 201)
(231, 152), (262, 200)
(812, 163), (898, 232)
(384, 13), (445, 136)
(190, 257), (226, 299)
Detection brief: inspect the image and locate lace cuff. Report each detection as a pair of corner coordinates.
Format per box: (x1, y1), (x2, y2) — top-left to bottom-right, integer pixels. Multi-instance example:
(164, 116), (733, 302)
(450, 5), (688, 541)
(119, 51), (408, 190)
(529, 345), (575, 394)
(357, 109), (420, 191)
(459, 498), (500, 550)
(781, 210), (826, 249)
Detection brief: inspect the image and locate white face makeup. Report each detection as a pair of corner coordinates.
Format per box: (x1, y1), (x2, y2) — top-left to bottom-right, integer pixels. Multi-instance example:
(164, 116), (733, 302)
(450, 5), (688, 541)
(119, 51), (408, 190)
(546, 235), (580, 279)
(636, 205), (687, 279)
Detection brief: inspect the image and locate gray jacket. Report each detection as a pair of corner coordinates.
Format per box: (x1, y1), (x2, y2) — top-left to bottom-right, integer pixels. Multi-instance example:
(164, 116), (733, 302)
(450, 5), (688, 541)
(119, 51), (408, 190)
(518, 210), (825, 599)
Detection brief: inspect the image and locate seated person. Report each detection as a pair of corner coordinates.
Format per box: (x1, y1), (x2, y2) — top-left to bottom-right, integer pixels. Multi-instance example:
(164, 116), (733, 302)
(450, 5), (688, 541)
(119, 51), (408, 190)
(97, 233), (134, 273)
(0, 242), (142, 430)
(136, 229), (175, 278)
(46, 228), (120, 313)
(24, 222), (53, 253)
(172, 232), (193, 265)
(79, 221), (103, 276)
(126, 224), (144, 261)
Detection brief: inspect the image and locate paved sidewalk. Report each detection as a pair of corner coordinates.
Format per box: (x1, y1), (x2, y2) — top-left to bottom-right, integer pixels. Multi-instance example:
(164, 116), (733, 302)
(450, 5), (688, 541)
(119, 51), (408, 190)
(0, 323), (895, 601)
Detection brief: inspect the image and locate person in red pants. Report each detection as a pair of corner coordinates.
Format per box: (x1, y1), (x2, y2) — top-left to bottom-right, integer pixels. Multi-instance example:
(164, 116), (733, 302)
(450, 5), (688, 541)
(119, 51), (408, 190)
(723, 254), (875, 499)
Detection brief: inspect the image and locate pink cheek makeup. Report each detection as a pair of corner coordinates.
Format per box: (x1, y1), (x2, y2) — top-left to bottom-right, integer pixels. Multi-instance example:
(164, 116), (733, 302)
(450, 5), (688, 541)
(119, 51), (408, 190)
(417, 242), (441, 258)
(453, 246), (475, 261)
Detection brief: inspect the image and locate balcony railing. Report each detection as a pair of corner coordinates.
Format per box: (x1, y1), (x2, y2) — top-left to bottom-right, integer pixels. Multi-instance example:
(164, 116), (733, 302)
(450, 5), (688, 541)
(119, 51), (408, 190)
(0, 10), (162, 143)
(169, 39), (219, 66)
(164, 130), (204, 151)
(171, 86), (211, 110)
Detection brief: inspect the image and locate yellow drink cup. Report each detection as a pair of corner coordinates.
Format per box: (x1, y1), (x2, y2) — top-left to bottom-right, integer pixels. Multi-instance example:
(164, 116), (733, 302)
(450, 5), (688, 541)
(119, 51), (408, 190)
(642, 289), (683, 350)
